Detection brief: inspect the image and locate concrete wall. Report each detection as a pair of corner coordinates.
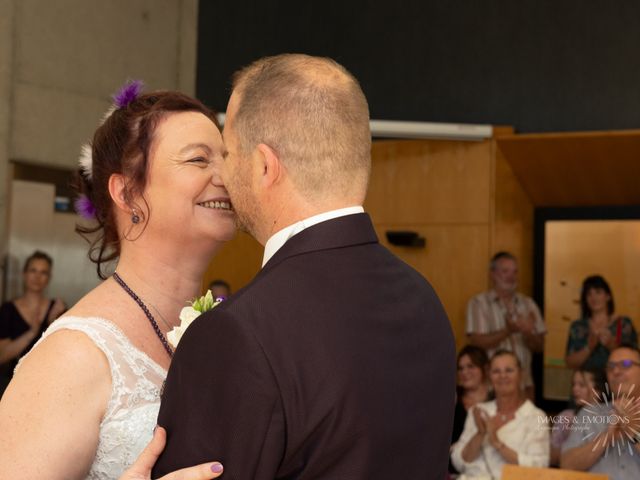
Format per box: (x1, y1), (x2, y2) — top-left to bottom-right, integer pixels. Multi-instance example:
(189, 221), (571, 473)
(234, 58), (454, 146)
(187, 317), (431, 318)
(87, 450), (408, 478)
(0, 0), (14, 257)
(0, 0), (198, 262)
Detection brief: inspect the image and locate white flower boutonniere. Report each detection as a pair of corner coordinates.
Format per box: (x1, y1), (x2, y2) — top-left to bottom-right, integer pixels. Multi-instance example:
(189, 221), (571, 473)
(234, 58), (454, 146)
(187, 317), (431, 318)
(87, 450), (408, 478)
(167, 290), (223, 348)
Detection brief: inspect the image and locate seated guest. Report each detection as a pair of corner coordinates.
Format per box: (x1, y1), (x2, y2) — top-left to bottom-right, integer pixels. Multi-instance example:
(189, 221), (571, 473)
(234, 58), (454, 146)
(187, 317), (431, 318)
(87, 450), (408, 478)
(453, 345), (491, 443)
(565, 275), (637, 371)
(207, 278), (231, 300)
(550, 367), (604, 466)
(0, 251), (65, 396)
(451, 350), (549, 479)
(561, 344), (640, 479)
(450, 345), (491, 474)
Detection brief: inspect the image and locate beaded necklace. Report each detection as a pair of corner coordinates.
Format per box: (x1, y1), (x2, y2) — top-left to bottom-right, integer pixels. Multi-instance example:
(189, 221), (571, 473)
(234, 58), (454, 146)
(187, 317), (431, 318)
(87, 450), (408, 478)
(112, 272), (173, 358)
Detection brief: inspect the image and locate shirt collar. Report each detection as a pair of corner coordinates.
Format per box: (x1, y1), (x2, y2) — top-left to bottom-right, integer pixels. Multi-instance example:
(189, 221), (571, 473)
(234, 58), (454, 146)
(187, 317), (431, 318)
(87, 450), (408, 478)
(490, 289), (520, 303)
(261, 206), (364, 267)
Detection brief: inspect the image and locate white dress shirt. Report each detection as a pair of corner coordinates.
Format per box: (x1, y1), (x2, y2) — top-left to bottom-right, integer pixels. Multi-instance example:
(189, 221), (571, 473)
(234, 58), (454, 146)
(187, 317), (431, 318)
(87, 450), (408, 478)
(262, 206), (364, 267)
(450, 399), (549, 479)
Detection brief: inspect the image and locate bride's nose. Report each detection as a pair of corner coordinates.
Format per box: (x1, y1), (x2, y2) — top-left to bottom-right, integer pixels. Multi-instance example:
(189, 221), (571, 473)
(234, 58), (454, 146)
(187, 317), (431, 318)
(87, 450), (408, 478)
(210, 157), (225, 187)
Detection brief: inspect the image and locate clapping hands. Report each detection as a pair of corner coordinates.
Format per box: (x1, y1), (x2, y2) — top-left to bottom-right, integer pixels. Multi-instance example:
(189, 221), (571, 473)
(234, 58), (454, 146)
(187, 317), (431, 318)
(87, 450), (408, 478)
(588, 325), (616, 351)
(472, 406), (488, 434)
(471, 405), (513, 449)
(597, 328), (616, 349)
(505, 310), (535, 336)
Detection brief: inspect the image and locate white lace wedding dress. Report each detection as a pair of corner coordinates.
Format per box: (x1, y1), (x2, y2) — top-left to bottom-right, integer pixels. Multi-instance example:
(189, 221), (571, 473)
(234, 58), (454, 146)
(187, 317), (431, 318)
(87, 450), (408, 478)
(21, 316), (167, 479)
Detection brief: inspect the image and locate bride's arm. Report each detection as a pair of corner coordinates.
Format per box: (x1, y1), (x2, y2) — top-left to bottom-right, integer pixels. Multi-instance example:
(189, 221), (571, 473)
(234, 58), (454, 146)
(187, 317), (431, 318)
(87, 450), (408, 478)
(0, 329), (111, 479)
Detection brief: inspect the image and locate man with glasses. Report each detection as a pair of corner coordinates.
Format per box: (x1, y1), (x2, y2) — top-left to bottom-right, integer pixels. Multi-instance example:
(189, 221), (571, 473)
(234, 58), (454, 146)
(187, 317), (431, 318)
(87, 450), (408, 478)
(561, 345), (640, 479)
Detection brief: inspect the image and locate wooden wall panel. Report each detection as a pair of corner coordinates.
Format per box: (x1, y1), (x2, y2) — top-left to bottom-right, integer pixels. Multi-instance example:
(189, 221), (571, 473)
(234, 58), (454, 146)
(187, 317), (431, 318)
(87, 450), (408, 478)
(492, 144), (535, 296)
(366, 138), (496, 351)
(367, 139), (492, 225)
(202, 231), (262, 294)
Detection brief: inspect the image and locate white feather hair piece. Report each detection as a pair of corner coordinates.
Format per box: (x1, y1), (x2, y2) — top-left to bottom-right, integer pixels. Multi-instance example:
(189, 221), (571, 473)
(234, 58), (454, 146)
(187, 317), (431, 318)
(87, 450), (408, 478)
(100, 105), (116, 126)
(79, 143), (93, 180)
(78, 104), (118, 179)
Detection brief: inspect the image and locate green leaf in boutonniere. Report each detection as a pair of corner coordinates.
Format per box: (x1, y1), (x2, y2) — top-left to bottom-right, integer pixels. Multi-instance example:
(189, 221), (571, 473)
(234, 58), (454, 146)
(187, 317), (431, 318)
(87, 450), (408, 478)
(167, 290), (223, 348)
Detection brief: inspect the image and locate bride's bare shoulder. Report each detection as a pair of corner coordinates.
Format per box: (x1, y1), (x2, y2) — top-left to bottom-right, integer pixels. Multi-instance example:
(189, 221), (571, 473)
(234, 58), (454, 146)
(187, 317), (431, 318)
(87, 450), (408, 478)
(0, 314), (111, 479)
(14, 278), (117, 394)
(15, 327), (112, 402)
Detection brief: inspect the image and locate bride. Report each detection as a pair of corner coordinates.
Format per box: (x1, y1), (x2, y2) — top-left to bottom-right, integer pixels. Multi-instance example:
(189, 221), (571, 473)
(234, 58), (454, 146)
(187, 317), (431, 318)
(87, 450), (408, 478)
(0, 82), (234, 479)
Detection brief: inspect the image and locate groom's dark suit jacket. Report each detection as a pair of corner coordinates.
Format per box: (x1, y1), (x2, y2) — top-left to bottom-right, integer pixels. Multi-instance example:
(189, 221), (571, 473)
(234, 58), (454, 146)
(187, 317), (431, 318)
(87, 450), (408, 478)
(154, 213), (456, 479)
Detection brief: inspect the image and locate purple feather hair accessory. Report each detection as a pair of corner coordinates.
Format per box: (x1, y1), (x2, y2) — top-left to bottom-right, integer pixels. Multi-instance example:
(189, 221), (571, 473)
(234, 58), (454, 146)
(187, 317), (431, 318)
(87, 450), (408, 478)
(75, 194), (97, 220)
(112, 80), (144, 108)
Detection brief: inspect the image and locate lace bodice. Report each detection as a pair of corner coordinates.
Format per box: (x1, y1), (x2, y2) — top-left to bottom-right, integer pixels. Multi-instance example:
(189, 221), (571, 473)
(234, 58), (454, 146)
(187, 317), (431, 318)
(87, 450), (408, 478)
(24, 317), (167, 479)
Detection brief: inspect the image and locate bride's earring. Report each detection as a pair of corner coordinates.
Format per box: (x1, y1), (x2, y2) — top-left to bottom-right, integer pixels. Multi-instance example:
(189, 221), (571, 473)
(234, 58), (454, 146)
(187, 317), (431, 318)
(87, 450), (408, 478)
(131, 209), (140, 224)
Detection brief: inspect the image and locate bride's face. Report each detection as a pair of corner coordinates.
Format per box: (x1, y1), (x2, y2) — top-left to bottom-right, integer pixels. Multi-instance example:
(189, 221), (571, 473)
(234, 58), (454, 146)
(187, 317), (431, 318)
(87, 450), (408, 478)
(140, 111), (236, 246)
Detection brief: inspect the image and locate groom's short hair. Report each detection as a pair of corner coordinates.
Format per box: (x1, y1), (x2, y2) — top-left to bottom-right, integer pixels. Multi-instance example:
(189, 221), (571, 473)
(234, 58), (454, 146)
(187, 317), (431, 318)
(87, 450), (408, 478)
(231, 54), (371, 201)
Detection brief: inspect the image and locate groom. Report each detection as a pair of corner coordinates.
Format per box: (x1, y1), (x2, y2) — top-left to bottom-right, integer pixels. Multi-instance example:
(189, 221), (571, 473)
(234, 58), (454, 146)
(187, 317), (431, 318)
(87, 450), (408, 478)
(154, 54), (456, 479)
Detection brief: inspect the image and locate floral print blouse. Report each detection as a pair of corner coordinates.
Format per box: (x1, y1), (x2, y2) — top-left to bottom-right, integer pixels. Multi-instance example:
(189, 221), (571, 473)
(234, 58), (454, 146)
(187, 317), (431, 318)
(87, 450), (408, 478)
(565, 316), (637, 370)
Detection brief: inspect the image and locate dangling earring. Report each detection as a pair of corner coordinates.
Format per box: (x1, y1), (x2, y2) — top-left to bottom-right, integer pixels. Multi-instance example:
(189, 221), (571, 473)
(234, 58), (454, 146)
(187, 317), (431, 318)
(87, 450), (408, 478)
(131, 209), (140, 224)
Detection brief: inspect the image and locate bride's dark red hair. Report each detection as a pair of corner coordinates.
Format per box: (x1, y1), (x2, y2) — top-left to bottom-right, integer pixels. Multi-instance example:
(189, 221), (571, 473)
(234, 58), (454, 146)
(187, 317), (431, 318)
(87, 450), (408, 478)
(75, 91), (218, 279)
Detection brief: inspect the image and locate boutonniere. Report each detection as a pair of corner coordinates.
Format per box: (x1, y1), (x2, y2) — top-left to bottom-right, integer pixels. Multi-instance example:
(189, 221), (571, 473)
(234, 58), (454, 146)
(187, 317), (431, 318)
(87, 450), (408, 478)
(167, 290), (223, 348)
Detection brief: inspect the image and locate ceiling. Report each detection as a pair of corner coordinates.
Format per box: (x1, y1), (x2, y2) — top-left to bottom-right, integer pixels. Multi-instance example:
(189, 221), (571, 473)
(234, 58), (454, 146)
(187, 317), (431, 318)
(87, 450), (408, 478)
(496, 130), (640, 207)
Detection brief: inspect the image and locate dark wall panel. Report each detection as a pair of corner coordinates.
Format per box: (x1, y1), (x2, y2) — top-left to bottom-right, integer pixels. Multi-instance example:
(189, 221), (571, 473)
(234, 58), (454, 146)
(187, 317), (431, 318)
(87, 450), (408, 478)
(197, 0), (640, 133)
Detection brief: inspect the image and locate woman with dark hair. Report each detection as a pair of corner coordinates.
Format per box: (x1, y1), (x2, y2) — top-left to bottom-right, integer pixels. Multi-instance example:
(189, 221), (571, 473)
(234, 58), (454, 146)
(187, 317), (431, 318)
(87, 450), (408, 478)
(565, 275), (637, 370)
(450, 345), (491, 474)
(0, 250), (66, 395)
(451, 350), (549, 479)
(452, 346), (491, 443)
(0, 82), (229, 479)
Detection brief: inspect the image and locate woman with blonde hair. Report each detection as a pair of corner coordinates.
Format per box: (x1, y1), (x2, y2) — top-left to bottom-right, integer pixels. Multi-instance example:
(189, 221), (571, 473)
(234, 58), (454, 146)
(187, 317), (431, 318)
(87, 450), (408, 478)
(451, 350), (549, 479)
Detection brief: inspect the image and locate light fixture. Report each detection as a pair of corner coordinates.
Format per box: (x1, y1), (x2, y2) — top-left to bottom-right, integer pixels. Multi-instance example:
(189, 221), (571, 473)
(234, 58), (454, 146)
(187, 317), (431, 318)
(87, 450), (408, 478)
(216, 114), (492, 141)
(369, 120), (492, 141)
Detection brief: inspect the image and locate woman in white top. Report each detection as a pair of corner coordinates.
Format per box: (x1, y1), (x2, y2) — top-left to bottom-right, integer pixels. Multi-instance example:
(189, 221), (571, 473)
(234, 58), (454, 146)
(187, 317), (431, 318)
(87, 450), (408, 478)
(0, 83), (234, 479)
(451, 349), (549, 479)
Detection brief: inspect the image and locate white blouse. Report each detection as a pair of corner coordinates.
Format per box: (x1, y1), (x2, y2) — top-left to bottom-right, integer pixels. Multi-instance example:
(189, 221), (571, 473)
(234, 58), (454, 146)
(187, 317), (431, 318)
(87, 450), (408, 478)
(450, 399), (550, 480)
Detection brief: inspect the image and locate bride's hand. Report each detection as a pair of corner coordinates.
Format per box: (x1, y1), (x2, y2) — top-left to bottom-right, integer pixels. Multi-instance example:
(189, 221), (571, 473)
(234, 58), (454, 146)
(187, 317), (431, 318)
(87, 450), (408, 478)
(119, 426), (224, 480)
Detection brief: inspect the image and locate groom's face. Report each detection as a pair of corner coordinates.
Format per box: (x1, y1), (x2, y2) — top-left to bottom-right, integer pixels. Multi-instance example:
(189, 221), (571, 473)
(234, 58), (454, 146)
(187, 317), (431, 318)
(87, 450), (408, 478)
(221, 92), (262, 238)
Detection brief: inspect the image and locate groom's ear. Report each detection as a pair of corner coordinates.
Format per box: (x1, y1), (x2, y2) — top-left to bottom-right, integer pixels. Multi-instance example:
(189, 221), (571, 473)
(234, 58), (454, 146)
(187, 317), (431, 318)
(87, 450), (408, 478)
(107, 173), (132, 213)
(256, 143), (282, 189)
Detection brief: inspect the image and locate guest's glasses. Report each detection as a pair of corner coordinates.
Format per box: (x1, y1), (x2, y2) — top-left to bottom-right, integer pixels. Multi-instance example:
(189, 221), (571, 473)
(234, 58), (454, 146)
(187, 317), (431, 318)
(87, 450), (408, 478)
(606, 359), (640, 371)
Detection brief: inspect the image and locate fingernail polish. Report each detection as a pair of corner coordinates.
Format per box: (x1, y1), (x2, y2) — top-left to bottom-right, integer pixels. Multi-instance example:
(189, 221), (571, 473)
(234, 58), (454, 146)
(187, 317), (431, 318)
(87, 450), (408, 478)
(211, 462), (224, 473)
